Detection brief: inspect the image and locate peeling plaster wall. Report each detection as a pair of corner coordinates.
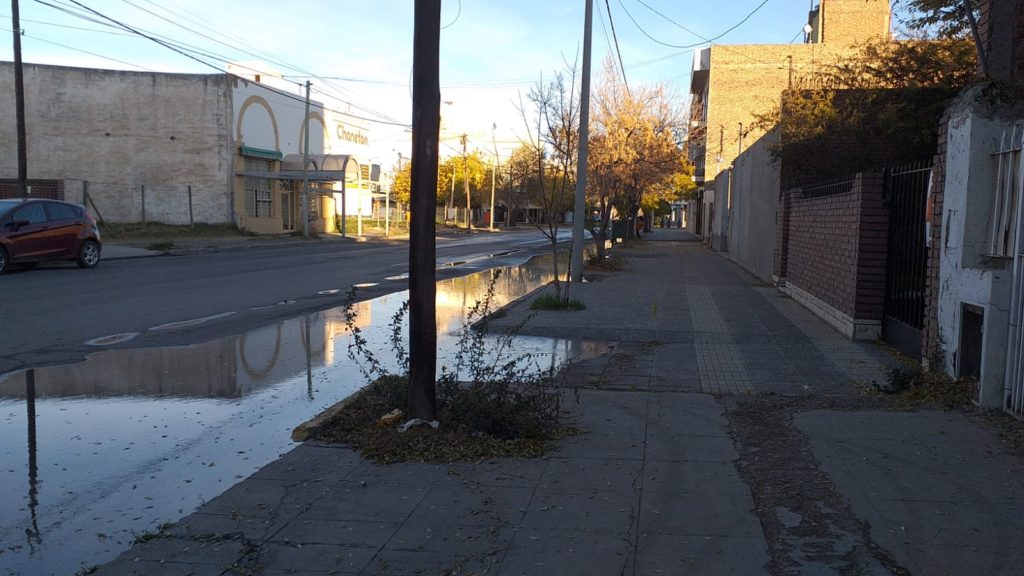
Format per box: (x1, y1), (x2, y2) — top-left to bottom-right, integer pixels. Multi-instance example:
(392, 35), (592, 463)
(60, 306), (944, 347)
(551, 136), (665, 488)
(938, 105), (1013, 407)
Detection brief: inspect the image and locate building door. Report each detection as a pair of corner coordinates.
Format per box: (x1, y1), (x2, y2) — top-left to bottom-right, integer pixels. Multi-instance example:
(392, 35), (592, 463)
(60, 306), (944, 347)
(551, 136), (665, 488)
(281, 191), (294, 231)
(882, 161), (931, 360)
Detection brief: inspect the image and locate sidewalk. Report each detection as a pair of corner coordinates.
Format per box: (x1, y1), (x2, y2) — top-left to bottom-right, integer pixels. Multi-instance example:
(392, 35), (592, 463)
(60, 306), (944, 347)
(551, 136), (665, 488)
(93, 228), (1024, 576)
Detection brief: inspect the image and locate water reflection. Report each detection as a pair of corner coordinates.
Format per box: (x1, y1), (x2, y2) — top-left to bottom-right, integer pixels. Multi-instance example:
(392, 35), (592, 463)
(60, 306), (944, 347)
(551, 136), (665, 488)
(0, 256), (608, 576)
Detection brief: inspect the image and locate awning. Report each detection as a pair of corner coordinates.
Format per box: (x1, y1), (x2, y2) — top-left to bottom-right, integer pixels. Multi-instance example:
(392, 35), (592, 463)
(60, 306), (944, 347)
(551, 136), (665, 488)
(239, 146), (283, 160)
(281, 154), (361, 183)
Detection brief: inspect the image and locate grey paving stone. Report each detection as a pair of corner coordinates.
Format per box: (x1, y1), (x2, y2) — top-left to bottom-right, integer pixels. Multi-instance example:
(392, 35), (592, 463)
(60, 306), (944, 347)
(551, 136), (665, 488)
(364, 547), (505, 576)
(295, 481), (429, 523)
(344, 460), (450, 485)
(441, 458), (549, 488)
(645, 434), (738, 463)
(103, 537), (245, 567)
(198, 477), (315, 520)
(635, 534), (770, 575)
(268, 518), (397, 548)
(497, 528), (633, 576)
(95, 560), (227, 576)
(520, 489), (638, 533)
(640, 461), (751, 495)
(251, 443), (364, 482)
(638, 492), (762, 538)
(539, 457), (642, 493)
(383, 521), (514, 552)
(167, 512), (288, 543)
(253, 542), (377, 573)
(903, 544), (1024, 576)
(406, 484), (533, 527)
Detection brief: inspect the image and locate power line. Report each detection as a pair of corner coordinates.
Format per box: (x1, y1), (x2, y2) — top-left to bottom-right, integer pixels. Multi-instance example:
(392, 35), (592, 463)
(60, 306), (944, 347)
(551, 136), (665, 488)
(34, 0), (407, 126)
(602, 0), (630, 93)
(629, 0), (777, 67)
(0, 24), (155, 70)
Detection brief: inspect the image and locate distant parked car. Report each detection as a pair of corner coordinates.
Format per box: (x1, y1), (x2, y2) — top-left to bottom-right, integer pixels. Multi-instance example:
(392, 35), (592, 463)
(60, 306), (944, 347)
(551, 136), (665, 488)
(0, 198), (101, 274)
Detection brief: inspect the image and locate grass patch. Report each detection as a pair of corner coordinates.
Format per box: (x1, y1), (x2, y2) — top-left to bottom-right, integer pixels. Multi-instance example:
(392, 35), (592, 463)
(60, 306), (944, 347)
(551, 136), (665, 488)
(313, 271), (576, 463)
(585, 253), (627, 272)
(144, 240), (175, 252)
(315, 375), (574, 463)
(529, 293), (585, 311)
(869, 365), (977, 410)
(101, 222), (246, 240)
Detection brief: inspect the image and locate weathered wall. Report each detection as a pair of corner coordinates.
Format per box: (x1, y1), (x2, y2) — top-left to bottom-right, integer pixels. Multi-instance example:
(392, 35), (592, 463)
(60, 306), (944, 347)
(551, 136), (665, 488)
(727, 132), (780, 283)
(0, 63), (233, 224)
(780, 172), (889, 340)
(934, 94), (1013, 407)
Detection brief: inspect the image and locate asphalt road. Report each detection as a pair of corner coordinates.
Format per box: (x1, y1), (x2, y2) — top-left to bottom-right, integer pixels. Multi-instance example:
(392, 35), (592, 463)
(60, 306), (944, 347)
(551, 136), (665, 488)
(1, 228), (569, 374)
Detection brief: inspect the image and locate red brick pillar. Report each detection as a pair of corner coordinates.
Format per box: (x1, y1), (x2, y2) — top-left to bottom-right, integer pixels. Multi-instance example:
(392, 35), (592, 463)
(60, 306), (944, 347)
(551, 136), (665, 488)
(922, 110), (951, 368)
(854, 171), (888, 324)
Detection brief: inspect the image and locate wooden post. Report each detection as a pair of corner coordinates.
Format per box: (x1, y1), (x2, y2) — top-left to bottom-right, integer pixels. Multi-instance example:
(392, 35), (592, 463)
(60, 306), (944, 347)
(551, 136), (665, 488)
(408, 0), (441, 422)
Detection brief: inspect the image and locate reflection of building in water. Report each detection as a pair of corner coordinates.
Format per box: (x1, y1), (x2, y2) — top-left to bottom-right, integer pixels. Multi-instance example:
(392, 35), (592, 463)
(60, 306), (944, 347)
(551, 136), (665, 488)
(436, 261), (554, 333)
(0, 311), (351, 400)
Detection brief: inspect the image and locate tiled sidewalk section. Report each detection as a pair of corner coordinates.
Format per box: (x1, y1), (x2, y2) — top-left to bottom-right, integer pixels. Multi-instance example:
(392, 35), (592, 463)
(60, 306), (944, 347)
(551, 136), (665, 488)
(94, 391), (769, 576)
(490, 235), (892, 396)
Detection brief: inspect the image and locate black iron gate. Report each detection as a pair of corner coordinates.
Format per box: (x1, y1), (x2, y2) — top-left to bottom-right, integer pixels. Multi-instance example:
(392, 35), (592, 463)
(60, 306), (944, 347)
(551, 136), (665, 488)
(882, 161), (931, 360)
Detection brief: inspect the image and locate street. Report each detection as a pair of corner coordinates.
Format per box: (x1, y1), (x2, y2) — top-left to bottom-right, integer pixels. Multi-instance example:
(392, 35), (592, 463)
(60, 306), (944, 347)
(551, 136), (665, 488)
(0, 228), (571, 374)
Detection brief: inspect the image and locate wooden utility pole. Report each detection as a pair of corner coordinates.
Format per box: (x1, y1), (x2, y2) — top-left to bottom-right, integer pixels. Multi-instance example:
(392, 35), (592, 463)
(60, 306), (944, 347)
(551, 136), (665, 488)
(11, 0), (27, 195)
(570, 0), (593, 283)
(461, 134), (470, 229)
(408, 0), (441, 422)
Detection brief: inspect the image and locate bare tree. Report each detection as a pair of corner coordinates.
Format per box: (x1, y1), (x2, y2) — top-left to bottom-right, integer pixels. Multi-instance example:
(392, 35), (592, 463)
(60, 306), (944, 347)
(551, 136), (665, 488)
(519, 61), (582, 304)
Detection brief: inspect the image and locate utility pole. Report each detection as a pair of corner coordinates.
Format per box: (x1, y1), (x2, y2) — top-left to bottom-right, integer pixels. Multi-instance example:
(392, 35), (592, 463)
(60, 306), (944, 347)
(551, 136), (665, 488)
(408, 0), (441, 422)
(570, 0), (593, 283)
(461, 134), (470, 229)
(300, 81), (312, 238)
(490, 123), (497, 230)
(11, 0), (27, 196)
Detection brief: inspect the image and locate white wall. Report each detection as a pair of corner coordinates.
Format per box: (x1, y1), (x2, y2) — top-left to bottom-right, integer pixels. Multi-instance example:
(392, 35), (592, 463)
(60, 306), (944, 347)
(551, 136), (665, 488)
(727, 134), (780, 283)
(232, 78), (324, 156)
(939, 103), (1014, 407)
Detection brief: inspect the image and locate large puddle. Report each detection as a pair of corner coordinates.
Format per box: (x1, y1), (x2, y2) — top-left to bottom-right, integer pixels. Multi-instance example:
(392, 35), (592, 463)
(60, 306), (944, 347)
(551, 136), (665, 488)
(0, 256), (608, 576)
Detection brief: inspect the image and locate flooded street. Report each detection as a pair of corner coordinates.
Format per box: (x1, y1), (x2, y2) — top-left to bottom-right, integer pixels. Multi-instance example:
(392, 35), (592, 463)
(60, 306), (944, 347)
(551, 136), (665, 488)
(0, 256), (605, 576)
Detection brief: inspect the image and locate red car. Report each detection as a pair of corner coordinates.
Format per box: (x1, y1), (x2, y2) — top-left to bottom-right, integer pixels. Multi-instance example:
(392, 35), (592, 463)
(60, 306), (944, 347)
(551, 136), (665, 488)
(0, 198), (102, 273)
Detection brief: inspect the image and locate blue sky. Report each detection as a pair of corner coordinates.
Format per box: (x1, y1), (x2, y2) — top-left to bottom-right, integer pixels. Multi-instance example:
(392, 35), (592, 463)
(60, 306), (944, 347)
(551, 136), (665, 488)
(0, 1), (882, 162)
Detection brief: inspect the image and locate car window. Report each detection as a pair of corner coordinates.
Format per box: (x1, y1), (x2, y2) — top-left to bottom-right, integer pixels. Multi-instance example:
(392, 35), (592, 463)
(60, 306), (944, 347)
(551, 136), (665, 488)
(46, 202), (80, 221)
(12, 203), (47, 225)
(0, 200), (19, 217)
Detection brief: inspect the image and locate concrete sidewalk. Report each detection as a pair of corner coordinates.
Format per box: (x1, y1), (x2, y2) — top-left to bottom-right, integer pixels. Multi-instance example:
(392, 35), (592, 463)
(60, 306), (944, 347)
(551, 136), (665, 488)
(93, 228), (1024, 576)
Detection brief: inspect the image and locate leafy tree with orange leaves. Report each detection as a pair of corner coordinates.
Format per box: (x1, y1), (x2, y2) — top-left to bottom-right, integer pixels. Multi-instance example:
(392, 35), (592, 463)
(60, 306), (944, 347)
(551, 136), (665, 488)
(587, 59), (692, 256)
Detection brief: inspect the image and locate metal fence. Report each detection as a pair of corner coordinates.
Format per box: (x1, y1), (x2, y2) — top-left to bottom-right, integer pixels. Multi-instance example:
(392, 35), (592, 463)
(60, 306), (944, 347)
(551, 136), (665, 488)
(882, 160), (931, 359)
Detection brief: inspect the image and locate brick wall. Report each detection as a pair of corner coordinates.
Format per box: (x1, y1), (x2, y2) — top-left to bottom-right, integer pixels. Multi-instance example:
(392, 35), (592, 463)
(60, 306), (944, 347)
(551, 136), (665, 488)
(783, 172), (888, 323)
(773, 188), (791, 281)
(923, 110), (951, 366)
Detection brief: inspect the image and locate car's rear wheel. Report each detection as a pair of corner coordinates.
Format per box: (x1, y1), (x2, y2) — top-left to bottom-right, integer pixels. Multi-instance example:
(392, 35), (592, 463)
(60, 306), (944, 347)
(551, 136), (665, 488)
(0, 247), (7, 274)
(76, 240), (100, 269)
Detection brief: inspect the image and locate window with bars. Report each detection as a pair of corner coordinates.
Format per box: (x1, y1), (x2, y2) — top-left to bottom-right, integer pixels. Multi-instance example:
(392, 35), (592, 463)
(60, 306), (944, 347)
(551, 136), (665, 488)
(991, 126), (1024, 257)
(244, 157), (274, 218)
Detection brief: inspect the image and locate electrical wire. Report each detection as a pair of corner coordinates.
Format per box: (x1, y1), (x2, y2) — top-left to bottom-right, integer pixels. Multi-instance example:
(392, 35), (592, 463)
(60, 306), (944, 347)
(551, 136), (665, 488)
(602, 0), (630, 94)
(441, 0), (461, 30)
(0, 24), (155, 70)
(32, 0), (409, 125)
(630, 0), (778, 66)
